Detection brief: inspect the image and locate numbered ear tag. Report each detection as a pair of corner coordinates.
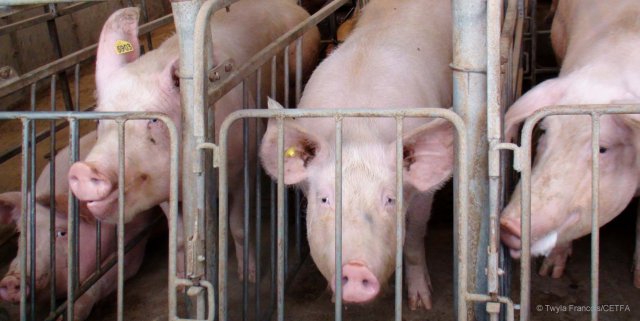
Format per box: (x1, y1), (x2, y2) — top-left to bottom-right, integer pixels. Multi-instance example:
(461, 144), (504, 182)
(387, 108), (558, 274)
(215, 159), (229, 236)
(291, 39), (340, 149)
(115, 40), (134, 55)
(285, 147), (297, 158)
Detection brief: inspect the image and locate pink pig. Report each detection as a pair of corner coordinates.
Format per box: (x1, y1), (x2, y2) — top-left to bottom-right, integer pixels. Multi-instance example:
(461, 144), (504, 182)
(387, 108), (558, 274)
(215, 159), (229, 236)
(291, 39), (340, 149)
(67, 1), (320, 281)
(0, 132), (153, 321)
(260, 0), (453, 310)
(500, 0), (640, 285)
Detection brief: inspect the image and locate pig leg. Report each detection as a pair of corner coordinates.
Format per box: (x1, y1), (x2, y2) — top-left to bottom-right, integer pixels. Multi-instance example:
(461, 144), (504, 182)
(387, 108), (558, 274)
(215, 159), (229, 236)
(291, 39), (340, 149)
(229, 189), (256, 282)
(633, 207), (640, 288)
(538, 241), (572, 278)
(404, 193), (434, 310)
(58, 241), (147, 321)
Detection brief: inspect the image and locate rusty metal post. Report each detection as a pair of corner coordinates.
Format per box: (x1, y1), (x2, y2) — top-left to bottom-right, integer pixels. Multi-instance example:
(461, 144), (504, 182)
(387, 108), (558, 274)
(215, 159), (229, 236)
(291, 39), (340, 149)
(452, 0), (489, 320)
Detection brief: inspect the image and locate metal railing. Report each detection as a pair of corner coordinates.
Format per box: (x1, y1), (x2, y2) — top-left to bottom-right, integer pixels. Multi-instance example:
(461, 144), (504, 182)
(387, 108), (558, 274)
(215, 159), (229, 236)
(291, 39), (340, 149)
(0, 112), (179, 321)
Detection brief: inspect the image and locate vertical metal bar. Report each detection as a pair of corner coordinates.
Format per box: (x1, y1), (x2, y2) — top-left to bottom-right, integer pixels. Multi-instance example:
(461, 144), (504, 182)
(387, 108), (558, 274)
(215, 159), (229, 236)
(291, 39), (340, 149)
(167, 116), (181, 321)
(294, 38), (302, 105)
(74, 64), (80, 111)
(394, 117), (404, 321)
(19, 119), (30, 321)
(452, 0), (488, 320)
(590, 114), (600, 321)
(277, 118), (286, 321)
(117, 120), (126, 321)
(29, 84), (37, 321)
(270, 56), (278, 317)
(294, 38), (303, 263)
(45, 4), (74, 111)
(67, 118), (79, 321)
(49, 75), (57, 315)
(242, 80), (250, 321)
(283, 46), (290, 108)
(139, 0), (154, 50)
(219, 118), (230, 321)
(255, 68), (263, 321)
(520, 124), (532, 321)
(334, 117), (343, 320)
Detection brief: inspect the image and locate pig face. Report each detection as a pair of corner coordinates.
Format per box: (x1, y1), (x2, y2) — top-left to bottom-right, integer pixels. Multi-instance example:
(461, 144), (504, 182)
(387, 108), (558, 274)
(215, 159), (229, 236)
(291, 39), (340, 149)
(0, 193), (102, 302)
(500, 77), (640, 257)
(260, 99), (453, 303)
(68, 8), (180, 223)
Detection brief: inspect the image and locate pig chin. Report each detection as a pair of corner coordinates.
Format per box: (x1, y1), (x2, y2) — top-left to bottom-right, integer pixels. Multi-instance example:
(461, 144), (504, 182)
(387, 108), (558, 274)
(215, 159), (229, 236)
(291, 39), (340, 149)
(504, 211), (579, 259)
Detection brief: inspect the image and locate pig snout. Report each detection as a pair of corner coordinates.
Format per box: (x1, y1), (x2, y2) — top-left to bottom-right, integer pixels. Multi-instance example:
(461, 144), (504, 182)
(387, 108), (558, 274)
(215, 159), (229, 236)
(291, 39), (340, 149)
(0, 275), (25, 303)
(500, 216), (523, 258)
(331, 262), (380, 303)
(68, 162), (114, 202)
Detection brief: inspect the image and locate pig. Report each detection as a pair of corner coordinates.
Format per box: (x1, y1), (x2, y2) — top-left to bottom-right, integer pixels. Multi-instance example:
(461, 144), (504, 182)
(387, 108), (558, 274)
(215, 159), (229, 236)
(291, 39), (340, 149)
(259, 0), (453, 310)
(499, 0), (640, 286)
(0, 132), (153, 321)
(67, 1), (321, 282)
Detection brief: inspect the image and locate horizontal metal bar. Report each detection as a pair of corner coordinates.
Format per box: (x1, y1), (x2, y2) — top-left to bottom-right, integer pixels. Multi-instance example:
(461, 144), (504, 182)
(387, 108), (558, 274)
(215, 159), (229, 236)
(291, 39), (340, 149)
(0, 4), (41, 19)
(220, 107), (464, 120)
(208, 0), (349, 102)
(0, 110), (172, 120)
(0, 1), (99, 37)
(0, 14), (173, 98)
(522, 104), (640, 124)
(0, 0), (102, 4)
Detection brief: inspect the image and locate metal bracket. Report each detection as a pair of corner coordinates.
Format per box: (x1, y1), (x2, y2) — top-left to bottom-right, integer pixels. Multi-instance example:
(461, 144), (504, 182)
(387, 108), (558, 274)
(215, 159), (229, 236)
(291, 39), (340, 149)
(196, 142), (220, 169)
(207, 58), (235, 84)
(491, 142), (522, 172)
(173, 279), (215, 321)
(486, 301), (502, 314)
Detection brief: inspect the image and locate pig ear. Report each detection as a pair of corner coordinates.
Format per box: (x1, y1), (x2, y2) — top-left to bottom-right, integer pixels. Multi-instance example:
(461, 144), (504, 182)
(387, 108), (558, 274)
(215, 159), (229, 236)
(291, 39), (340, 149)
(504, 78), (569, 142)
(0, 192), (22, 225)
(398, 118), (454, 192)
(259, 98), (329, 185)
(160, 57), (181, 96)
(95, 8), (141, 90)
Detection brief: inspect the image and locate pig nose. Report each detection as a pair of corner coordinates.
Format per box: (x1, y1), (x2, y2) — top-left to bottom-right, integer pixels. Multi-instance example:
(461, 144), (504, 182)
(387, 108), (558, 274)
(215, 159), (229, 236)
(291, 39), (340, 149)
(0, 275), (26, 303)
(68, 162), (114, 201)
(332, 261), (380, 303)
(500, 216), (523, 253)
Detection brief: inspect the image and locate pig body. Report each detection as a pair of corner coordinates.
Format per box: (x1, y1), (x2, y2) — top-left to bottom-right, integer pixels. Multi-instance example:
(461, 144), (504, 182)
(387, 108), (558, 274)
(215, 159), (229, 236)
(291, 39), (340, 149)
(0, 133), (152, 321)
(68, 1), (320, 281)
(500, 0), (640, 285)
(260, 0), (453, 310)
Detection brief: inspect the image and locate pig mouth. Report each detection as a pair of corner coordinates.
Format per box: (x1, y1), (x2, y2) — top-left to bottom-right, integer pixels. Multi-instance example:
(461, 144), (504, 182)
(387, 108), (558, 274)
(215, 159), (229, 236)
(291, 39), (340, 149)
(501, 211), (579, 259)
(86, 188), (129, 222)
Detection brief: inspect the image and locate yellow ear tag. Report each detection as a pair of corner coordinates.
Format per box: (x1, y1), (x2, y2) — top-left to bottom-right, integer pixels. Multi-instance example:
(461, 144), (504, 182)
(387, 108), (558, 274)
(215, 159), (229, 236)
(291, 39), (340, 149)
(115, 40), (134, 55)
(285, 147), (297, 158)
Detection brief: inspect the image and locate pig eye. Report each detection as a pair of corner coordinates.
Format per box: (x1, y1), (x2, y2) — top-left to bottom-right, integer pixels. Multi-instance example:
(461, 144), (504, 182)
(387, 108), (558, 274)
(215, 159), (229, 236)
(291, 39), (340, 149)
(599, 147), (608, 154)
(148, 119), (159, 124)
(55, 230), (67, 238)
(320, 196), (330, 205)
(385, 197), (396, 206)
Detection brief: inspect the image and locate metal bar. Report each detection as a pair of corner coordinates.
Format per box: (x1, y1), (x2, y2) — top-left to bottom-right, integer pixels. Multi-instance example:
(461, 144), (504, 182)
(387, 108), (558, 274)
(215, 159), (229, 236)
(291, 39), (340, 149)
(284, 45), (290, 108)
(66, 118), (79, 321)
(74, 64), (80, 111)
(590, 114), (600, 320)
(117, 120), (126, 321)
(208, 0), (349, 102)
(242, 80), (250, 321)
(49, 75), (57, 315)
(0, 11), (55, 37)
(139, 0), (154, 50)
(254, 67), (263, 321)
(0, 14), (174, 99)
(452, 0), (488, 319)
(29, 84), (37, 320)
(394, 117), (404, 321)
(19, 119), (29, 320)
(0, 0), (102, 5)
(45, 4), (75, 111)
(334, 117), (343, 320)
(277, 118), (286, 321)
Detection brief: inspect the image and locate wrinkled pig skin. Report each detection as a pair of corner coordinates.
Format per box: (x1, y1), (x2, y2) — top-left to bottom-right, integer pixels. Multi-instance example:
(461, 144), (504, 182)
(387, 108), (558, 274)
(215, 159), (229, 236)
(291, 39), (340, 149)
(260, 0), (453, 310)
(0, 132), (153, 321)
(500, 0), (640, 286)
(67, 1), (320, 281)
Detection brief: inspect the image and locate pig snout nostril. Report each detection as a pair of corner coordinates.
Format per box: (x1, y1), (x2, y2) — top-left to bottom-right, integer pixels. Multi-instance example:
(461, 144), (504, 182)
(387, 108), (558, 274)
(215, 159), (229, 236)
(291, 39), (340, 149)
(362, 279), (369, 287)
(342, 276), (349, 284)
